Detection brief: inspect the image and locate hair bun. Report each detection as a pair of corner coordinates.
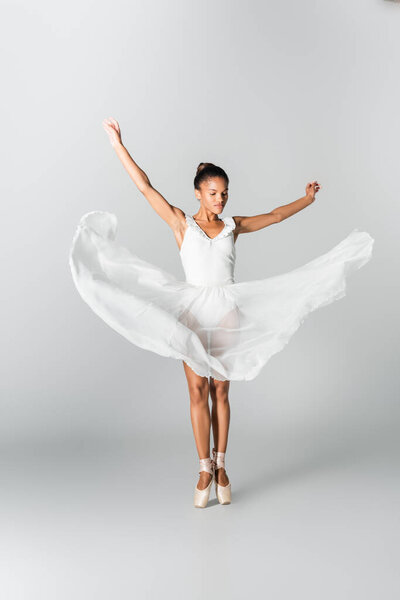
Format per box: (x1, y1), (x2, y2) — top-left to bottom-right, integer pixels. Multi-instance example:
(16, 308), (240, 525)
(196, 162), (215, 176)
(193, 162), (229, 191)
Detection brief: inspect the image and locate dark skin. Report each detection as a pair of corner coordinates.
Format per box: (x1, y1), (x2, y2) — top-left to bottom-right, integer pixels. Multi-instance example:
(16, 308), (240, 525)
(102, 117), (321, 490)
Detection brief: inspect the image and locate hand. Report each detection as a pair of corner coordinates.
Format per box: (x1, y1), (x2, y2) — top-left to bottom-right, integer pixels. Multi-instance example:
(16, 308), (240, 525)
(102, 117), (122, 147)
(305, 180), (321, 201)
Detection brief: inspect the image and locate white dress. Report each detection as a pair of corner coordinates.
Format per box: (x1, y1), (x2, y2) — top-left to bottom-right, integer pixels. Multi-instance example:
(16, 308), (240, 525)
(69, 211), (374, 381)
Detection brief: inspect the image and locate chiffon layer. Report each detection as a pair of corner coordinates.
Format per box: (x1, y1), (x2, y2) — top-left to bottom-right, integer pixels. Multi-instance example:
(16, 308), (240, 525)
(69, 211), (374, 381)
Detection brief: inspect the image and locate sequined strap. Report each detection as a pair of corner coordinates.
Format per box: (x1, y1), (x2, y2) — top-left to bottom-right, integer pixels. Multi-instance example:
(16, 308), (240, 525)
(185, 214), (236, 241)
(224, 217), (237, 233)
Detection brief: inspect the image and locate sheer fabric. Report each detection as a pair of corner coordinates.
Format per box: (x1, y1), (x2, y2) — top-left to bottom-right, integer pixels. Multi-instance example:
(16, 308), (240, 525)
(69, 211), (374, 381)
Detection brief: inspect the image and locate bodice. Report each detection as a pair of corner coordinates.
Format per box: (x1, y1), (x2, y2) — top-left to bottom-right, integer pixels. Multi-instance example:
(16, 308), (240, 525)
(179, 214), (237, 286)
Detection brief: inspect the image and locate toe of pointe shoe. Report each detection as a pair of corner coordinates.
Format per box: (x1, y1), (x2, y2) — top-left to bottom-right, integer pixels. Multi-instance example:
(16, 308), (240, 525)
(194, 477), (213, 508)
(215, 481), (232, 505)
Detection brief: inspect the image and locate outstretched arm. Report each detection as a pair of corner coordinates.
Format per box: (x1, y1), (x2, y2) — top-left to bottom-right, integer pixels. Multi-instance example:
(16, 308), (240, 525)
(233, 181), (321, 234)
(102, 118), (185, 230)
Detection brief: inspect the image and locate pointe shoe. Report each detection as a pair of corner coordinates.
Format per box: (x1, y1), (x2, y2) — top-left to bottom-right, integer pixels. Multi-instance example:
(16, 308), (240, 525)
(194, 457), (214, 508)
(212, 448), (231, 505)
(213, 449), (232, 505)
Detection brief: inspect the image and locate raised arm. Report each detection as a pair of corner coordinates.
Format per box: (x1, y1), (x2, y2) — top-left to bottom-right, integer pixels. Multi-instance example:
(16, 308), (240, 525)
(233, 181), (321, 234)
(102, 118), (185, 231)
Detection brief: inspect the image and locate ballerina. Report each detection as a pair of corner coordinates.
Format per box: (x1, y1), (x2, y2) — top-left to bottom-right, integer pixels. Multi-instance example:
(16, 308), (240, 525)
(69, 117), (374, 508)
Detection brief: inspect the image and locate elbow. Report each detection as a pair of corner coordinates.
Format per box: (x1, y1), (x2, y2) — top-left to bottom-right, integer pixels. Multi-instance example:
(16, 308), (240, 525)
(139, 181), (151, 195)
(272, 212), (283, 223)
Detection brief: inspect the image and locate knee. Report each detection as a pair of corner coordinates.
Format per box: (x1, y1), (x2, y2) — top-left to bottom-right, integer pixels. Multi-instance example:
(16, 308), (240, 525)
(210, 382), (229, 405)
(189, 382), (209, 407)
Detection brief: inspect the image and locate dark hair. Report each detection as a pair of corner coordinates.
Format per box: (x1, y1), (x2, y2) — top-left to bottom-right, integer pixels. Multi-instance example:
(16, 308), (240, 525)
(193, 162), (229, 191)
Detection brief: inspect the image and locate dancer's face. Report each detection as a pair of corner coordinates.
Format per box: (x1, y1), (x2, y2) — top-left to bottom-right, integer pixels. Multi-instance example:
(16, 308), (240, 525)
(195, 177), (229, 215)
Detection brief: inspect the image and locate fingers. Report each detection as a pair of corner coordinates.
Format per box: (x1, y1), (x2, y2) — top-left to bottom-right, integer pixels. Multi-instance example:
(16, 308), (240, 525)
(102, 118), (113, 131)
(102, 118), (115, 130)
(306, 180), (321, 196)
(101, 117), (120, 134)
(109, 117), (120, 132)
(309, 180), (321, 190)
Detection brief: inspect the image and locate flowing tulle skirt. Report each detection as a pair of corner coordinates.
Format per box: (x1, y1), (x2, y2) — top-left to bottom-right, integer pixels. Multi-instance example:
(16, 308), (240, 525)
(69, 211), (374, 381)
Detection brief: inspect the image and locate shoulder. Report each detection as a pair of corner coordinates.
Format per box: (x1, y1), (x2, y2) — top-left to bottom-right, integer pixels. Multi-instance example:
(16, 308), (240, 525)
(168, 207), (188, 249)
(230, 216), (239, 227)
(170, 206), (187, 228)
(224, 216), (237, 230)
(165, 206), (188, 238)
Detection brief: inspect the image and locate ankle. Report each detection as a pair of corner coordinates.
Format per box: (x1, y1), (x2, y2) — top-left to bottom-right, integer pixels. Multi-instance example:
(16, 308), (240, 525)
(197, 461), (213, 490)
(212, 448), (227, 471)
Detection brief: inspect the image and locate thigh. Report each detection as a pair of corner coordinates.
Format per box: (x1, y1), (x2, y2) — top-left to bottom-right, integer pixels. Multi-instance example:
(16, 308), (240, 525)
(209, 305), (241, 359)
(182, 360), (210, 395)
(178, 307), (208, 350)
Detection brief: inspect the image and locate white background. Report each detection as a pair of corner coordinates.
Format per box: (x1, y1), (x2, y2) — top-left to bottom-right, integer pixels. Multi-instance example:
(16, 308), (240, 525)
(1, 1), (399, 598)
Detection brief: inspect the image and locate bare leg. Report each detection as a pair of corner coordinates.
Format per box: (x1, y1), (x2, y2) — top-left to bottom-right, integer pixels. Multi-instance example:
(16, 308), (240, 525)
(182, 361), (212, 490)
(210, 377), (230, 486)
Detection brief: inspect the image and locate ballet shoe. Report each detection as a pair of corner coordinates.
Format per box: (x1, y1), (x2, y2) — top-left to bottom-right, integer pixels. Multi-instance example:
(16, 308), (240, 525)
(212, 448), (232, 505)
(194, 457), (214, 508)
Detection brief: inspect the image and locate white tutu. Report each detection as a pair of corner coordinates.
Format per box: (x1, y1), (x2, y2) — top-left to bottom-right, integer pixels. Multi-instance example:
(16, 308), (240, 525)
(69, 211), (374, 381)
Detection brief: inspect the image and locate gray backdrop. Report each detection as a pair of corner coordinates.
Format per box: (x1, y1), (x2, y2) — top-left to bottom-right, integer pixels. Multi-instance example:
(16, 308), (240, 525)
(1, 1), (399, 599)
